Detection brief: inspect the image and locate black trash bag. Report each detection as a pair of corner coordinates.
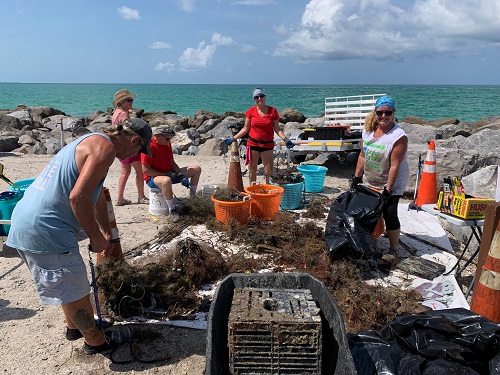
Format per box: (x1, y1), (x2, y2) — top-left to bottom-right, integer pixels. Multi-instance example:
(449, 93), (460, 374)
(326, 185), (385, 259)
(348, 308), (500, 375)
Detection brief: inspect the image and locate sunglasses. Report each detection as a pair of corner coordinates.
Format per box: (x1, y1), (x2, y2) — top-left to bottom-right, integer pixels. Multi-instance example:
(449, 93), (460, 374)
(254, 94), (265, 100)
(375, 110), (393, 116)
(125, 98), (134, 103)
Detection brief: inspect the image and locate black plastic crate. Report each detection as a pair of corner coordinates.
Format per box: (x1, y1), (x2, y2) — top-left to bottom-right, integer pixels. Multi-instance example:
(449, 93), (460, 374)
(229, 288), (322, 374)
(205, 273), (356, 375)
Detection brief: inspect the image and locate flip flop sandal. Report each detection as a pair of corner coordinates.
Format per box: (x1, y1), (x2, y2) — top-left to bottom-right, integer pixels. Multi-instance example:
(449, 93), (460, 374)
(115, 199), (131, 206)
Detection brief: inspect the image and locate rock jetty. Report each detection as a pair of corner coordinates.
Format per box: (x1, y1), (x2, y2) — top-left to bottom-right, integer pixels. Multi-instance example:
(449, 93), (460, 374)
(1, 104), (499, 200)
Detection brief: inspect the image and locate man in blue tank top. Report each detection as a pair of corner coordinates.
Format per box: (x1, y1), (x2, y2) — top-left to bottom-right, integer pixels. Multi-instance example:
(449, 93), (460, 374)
(6, 118), (152, 355)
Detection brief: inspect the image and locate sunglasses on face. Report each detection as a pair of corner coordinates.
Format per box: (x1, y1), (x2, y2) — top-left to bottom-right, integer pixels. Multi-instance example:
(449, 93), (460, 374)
(376, 110), (393, 116)
(254, 94), (265, 100)
(124, 98), (134, 103)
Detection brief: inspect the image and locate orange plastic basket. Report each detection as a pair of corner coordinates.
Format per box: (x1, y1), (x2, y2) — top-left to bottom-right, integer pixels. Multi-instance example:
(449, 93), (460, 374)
(372, 215), (385, 239)
(211, 195), (251, 226)
(244, 183), (284, 221)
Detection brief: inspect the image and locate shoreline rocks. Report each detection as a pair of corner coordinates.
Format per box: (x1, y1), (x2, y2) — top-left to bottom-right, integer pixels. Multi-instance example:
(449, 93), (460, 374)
(1, 105), (499, 198)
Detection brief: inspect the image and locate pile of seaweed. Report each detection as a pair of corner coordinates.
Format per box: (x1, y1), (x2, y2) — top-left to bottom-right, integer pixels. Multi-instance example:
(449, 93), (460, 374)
(271, 169), (305, 185)
(212, 187), (246, 202)
(98, 198), (426, 333)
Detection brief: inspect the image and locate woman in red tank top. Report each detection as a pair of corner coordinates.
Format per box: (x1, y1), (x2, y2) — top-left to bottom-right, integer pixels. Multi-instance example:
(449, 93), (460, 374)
(226, 88), (293, 184)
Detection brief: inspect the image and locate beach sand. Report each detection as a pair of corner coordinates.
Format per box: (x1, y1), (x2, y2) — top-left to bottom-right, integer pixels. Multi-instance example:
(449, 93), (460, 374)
(0, 153), (353, 374)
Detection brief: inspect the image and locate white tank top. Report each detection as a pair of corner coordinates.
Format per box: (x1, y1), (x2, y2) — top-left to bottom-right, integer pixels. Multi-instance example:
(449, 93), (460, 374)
(361, 124), (409, 195)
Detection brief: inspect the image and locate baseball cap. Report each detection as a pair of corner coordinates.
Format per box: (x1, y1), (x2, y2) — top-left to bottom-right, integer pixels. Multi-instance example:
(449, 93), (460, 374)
(153, 125), (176, 137)
(124, 118), (152, 157)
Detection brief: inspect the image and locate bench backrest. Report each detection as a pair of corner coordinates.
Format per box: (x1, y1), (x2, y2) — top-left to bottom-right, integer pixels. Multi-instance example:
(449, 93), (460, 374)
(324, 94), (386, 129)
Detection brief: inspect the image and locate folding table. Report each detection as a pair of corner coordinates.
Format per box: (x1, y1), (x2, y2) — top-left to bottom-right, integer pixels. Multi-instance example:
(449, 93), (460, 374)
(421, 204), (484, 298)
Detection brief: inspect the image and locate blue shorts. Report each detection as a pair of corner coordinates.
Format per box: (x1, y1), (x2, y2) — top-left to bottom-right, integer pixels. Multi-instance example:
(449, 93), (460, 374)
(17, 250), (90, 305)
(146, 172), (181, 189)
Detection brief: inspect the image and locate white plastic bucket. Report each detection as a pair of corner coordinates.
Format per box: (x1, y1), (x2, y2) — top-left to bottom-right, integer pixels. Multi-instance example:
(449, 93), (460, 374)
(201, 184), (218, 197)
(149, 188), (168, 215)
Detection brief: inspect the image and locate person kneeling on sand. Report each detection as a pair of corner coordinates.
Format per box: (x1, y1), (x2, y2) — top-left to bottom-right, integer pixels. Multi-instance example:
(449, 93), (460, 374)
(141, 125), (202, 219)
(6, 120), (153, 355)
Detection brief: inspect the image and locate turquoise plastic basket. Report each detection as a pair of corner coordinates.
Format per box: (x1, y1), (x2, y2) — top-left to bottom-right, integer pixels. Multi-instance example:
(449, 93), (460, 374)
(297, 165), (328, 193)
(8, 178), (35, 192)
(271, 180), (304, 210)
(0, 191), (24, 235)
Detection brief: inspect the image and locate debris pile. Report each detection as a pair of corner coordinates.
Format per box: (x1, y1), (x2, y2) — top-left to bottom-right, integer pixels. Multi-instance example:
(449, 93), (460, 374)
(97, 199), (426, 332)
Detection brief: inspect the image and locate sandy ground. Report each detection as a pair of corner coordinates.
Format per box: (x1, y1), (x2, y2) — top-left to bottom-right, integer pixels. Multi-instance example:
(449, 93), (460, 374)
(0, 152), (355, 374)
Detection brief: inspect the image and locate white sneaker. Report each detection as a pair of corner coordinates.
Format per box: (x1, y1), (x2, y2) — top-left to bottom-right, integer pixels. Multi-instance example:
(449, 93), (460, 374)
(169, 209), (180, 221)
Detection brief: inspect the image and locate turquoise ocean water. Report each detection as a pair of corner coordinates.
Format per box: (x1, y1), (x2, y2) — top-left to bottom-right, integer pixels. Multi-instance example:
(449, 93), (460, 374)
(1, 83), (500, 123)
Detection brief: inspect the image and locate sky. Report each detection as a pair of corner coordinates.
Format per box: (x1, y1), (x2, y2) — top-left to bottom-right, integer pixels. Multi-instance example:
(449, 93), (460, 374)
(1, 0), (500, 85)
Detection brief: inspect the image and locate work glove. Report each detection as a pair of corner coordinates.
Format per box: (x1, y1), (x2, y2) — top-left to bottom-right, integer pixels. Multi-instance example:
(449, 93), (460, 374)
(382, 187), (391, 203)
(350, 175), (362, 190)
(181, 177), (190, 188)
(285, 139), (295, 149)
(224, 138), (234, 146)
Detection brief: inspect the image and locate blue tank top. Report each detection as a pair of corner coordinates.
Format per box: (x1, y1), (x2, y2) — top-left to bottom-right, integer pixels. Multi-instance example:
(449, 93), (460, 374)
(6, 133), (109, 254)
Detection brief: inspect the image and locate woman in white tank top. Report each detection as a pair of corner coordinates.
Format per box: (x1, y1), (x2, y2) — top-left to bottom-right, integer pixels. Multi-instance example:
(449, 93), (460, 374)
(352, 95), (409, 260)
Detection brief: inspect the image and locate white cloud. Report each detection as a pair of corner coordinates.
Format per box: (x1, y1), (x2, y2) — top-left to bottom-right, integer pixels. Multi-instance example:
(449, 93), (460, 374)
(177, 0), (195, 12)
(240, 43), (256, 53)
(211, 33), (234, 46)
(274, 24), (288, 37)
(155, 62), (176, 72)
(149, 42), (172, 50)
(179, 41), (217, 70)
(117, 6), (141, 20)
(273, 0), (500, 62)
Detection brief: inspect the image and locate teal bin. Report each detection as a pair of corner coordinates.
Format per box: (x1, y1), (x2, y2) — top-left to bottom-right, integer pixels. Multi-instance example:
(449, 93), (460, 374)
(8, 178), (36, 192)
(1, 178), (35, 235)
(297, 165), (328, 193)
(0, 191), (24, 236)
(271, 180), (304, 210)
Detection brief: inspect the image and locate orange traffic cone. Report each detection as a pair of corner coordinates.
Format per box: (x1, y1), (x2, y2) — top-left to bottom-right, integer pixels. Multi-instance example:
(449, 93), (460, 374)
(414, 140), (437, 207)
(470, 222), (500, 323)
(227, 141), (244, 192)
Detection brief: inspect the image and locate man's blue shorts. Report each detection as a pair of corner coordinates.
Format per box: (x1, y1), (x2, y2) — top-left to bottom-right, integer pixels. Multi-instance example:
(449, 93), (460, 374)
(17, 249), (90, 305)
(146, 172), (181, 189)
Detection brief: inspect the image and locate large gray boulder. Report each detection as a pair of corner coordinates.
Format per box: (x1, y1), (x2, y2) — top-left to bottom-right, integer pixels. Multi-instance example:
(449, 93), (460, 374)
(197, 118), (221, 134)
(463, 128), (500, 153)
(197, 138), (227, 156)
(146, 113), (189, 129)
(399, 122), (439, 144)
(6, 110), (33, 126)
(42, 115), (84, 131)
(0, 114), (24, 131)
(279, 108), (306, 124)
(461, 165), (498, 199)
(191, 110), (220, 128)
(208, 116), (244, 139)
(0, 136), (20, 152)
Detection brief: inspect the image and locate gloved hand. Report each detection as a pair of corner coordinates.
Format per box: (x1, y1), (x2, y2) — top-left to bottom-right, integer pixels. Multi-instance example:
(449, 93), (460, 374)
(382, 187), (391, 203)
(224, 138), (234, 146)
(181, 177), (190, 188)
(350, 175), (362, 190)
(285, 139), (295, 149)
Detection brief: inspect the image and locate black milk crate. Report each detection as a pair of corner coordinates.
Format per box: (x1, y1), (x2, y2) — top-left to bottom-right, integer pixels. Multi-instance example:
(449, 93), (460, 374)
(228, 288), (322, 374)
(205, 273), (356, 375)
